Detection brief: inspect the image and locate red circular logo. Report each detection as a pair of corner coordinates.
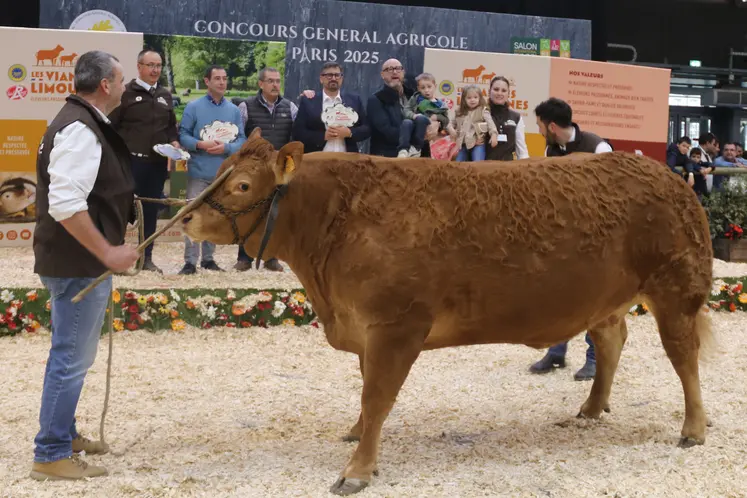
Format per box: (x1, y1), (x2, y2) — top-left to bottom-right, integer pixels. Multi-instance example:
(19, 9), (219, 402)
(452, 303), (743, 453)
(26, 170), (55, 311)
(6, 85), (28, 100)
(7, 230), (18, 240)
(20, 229), (32, 240)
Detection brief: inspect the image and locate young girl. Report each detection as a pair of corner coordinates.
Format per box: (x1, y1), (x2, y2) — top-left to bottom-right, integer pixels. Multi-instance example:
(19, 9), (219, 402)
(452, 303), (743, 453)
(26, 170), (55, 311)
(451, 85), (498, 162)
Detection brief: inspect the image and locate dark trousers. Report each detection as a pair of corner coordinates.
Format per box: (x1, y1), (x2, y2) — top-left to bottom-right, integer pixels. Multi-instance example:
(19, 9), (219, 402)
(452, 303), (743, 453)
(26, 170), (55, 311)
(130, 157), (168, 260)
(237, 245), (279, 265)
(548, 332), (596, 363)
(397, 116), (431, 151)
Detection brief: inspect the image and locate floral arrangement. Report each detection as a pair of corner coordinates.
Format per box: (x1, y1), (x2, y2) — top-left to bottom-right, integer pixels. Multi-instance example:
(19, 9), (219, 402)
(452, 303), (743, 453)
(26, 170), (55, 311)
(1, 287), (318, 337)
(2, 280), (746, 337)
(702, 177), (747, 240)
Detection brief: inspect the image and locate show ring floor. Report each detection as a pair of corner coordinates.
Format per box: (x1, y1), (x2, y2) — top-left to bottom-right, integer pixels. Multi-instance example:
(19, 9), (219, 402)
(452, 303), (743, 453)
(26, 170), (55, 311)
(1, 244), (747, 496)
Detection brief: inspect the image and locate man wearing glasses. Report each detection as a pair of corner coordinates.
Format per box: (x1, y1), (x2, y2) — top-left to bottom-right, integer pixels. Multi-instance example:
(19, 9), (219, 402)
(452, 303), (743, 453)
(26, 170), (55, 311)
(292, 62), (370, 153)
(109, 48), (180, 273)
(367, 59), (439, 158)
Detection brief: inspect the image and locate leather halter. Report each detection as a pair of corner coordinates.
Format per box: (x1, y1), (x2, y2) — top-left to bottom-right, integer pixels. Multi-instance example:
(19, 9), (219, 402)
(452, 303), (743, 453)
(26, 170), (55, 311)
(203, 184), (289, 269)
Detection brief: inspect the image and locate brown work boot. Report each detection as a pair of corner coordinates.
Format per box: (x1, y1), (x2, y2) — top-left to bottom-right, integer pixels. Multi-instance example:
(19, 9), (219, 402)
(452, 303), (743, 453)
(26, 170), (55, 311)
(263, 258), (284, 272)
(29, 454), (108, 481)
(72, 434), (109, 455)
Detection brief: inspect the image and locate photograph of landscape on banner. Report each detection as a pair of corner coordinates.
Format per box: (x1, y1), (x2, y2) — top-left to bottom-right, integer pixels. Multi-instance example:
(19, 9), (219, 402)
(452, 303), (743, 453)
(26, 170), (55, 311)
(143, 34), (286, 122)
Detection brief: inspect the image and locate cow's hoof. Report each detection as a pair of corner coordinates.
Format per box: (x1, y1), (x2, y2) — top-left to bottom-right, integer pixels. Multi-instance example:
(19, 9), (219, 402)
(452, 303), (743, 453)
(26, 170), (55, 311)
(329, 477), (370, 496)
(707, 418), (713, 427)
(677, 436), (704, 449)
(341, 434), (360, 443)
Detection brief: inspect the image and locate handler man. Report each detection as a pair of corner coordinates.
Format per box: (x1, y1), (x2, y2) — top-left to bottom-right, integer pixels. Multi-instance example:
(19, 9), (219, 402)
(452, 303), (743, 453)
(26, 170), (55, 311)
(109, 48), (180, 273)
(528, 97), (612, 381)
(30, 50), (139, 480)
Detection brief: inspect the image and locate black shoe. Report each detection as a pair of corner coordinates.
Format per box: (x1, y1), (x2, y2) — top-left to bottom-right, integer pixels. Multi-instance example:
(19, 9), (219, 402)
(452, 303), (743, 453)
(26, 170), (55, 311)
(529, 353), (566, 374)
(178, 263), (196, 275)
(573, 361), (596, 381)
(200, 260), (224, 272)
(142, 258), (163, 274)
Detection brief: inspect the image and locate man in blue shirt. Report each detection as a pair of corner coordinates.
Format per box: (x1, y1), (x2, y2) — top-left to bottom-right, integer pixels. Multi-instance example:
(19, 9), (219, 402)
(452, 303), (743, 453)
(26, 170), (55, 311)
(178, 65), (246, 275)
(713, 142), (747, 192)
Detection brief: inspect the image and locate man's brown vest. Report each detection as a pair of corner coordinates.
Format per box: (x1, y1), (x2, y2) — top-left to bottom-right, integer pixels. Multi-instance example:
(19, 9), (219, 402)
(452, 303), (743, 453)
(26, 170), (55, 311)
(34, 94), (135, 278)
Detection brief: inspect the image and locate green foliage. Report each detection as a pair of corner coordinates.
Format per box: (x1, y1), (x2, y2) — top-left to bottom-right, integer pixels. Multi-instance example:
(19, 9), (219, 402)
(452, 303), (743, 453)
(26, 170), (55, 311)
(703, 178), (747, 239)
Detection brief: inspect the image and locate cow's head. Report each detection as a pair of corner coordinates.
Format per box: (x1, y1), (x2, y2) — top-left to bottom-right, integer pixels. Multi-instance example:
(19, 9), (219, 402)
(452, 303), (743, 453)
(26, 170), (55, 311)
(181, 128), (303, 262)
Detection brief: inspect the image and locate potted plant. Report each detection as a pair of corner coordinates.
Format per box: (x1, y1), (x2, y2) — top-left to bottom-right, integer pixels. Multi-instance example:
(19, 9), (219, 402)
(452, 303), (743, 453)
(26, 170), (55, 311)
(702, 177), (747, 262)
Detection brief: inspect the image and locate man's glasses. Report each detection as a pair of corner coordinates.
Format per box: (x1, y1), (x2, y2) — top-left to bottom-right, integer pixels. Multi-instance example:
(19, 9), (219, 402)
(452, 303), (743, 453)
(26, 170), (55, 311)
(382, 66), (403, 73)
(321, 73), (343, 79)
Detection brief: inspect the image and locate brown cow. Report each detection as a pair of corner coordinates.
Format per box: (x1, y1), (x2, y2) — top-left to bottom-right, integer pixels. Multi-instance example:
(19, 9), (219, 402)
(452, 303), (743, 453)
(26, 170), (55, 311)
(182, 129), (715, 496)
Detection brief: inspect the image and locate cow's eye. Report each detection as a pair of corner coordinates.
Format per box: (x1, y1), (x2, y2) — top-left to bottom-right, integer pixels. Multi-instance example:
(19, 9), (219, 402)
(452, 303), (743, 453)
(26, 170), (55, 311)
(238, 183), (249, 192)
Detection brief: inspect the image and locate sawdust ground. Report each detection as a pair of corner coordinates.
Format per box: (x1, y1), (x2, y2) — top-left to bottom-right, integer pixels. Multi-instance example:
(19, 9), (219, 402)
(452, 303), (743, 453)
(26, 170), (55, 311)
(1, 313), (746, 498)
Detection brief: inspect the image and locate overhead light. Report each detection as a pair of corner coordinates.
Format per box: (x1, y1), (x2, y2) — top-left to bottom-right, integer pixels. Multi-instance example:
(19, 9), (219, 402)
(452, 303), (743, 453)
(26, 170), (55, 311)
(690, 60), (702, 67)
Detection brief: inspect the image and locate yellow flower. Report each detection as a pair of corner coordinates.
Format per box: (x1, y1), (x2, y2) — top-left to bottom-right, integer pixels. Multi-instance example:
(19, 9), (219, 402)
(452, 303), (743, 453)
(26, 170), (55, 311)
(293, 292), (306, 304)
(113, 319), (124, 331)
(739, 293), (747, 304)
(137, 295), (147, 306)
(159, 295), (168, 305)
(283, 318), (296, 326)
(171, 319), (186, 331)
(31, 320), (41, 330)
(112, 290), (121, 303)
(159, 307), (169, 315)
(641, 303), (649, 312)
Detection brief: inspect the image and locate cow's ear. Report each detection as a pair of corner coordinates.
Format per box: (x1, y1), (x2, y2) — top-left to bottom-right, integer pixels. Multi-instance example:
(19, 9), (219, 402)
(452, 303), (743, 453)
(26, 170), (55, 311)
(274, 142), (304, 184)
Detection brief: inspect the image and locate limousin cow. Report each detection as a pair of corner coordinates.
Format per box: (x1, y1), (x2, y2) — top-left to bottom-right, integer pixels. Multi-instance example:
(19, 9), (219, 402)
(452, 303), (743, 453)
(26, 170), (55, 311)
(182, 128), (715, 496)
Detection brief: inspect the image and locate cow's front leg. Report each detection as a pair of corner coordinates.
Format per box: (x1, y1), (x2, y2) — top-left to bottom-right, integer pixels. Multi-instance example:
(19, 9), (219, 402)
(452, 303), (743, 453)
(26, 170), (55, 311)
(329, 311), (429, 496)
(343, 354), (364, 442)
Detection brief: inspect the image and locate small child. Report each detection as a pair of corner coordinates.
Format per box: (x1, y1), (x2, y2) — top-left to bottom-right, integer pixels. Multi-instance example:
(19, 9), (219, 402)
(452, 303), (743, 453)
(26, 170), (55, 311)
(688, 147), (713, 201)
(397, 73), (456, 158)
(452, 85), (498, 162)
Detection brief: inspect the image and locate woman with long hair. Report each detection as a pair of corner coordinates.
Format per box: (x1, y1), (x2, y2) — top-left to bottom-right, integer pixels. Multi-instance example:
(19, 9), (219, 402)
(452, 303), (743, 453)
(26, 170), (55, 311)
(485, 76), (529, 161)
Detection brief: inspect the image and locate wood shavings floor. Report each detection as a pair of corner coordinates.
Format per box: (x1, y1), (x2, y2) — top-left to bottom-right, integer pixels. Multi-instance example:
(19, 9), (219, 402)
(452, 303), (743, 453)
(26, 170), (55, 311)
(2, 311), (746, 497)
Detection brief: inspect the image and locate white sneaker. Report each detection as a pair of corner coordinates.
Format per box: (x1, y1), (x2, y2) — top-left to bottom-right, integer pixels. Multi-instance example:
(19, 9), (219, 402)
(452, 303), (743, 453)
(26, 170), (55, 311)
(408, 146), (421, 157)
(397, 149), (409, 158)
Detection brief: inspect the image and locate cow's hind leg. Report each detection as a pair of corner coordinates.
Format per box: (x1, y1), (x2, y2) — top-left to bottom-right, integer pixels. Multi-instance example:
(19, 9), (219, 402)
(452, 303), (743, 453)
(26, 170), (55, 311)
(329, 308), (429, 496)
(650, 302), (711, 447)
(577, 315), (628, 419)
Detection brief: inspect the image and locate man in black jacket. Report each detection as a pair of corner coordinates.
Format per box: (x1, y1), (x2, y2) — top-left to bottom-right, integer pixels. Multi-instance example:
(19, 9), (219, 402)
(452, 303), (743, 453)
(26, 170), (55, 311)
(109, 48), (179, 273)
(367, 58), (438, 158)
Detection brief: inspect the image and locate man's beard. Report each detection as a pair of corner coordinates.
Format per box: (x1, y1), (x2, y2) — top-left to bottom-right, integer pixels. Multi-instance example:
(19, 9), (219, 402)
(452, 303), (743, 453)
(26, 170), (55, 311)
(545, 131), (559, 145)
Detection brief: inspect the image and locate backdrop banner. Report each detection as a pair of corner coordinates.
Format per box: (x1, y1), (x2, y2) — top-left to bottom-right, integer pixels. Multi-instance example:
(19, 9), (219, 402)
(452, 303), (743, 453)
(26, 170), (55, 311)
(0, 26), (143, 246)
(424, 48), (671, 160)
(38, 0), (591, 103)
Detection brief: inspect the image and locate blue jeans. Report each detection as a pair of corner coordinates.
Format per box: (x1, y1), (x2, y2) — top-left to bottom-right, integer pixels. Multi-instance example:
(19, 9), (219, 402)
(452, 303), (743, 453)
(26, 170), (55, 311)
(397, 115), (431, 151)
(548, 332), (596, 363)
(34, 275), (112, 463)
(184, 177), (216, 265)
(456, 144), (486, 162)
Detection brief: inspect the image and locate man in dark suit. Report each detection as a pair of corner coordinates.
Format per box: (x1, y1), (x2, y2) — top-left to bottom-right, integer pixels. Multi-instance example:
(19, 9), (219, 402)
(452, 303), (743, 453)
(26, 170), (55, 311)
(292, 62), (369, 153)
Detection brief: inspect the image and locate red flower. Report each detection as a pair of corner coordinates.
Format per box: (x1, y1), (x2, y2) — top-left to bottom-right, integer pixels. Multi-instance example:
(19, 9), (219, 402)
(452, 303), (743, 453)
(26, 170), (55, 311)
(258, 318), (267, 328)
(226, 322), (236, 328)
(8, 322), (17, 330)
(729, 303), (737, 312)
(311, 321), (319, 328)
(28, 313), (35, 320)
(126, 322), (138, 330)
(202, 322), (212, 329)
(128, 304), (139, 313)
(124, 291), (135, 300)
(240, 321), (251, 327)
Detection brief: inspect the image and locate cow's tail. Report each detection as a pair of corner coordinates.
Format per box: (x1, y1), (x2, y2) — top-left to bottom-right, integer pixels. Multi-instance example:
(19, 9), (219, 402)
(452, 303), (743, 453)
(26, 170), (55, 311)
(695, 306), (718, 364)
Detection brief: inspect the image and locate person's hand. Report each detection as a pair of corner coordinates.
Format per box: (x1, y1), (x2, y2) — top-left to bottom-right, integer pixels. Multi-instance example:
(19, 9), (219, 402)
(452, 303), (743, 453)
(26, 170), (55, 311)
(701, 167), (712, 175)
(171, 141), (182, 149)
(687, 173), (695, 187)
(206, 141), (226, 155)
(300, 90), (315, 99)
(197, 140), (220, 151)
(330, 126), (351, 138)
(104, 245), (139, 273)
(490, 135), (498, 148)
(425, 121), (440, 141)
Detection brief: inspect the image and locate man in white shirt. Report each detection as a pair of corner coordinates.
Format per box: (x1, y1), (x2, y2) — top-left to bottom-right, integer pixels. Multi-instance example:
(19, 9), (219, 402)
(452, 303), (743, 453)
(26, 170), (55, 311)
(30, 50), (138, 481)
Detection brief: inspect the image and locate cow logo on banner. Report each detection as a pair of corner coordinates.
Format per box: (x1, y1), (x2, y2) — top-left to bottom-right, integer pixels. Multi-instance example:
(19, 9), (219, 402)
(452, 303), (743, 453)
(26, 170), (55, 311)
(8, 64), (26, 82)
(69, 10), (127, 32)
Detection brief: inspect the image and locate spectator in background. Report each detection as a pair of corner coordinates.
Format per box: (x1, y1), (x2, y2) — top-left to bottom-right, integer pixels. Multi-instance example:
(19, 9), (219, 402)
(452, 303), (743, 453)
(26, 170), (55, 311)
(697, 133), (720, 193)
(714, 142), (747, 190)
(485, 76), (529, 161)
(734, 142), (747, 166)
(177, 65), (246, 275)
(688, 147), (713, 201)
(292, 62), (370, 154)
(367, 58), (439, 158)
(233, 67), (296, 272)
(109, 48), (179, 274)
(666, 136), (696, 187)
(399, 72), (456, 158)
